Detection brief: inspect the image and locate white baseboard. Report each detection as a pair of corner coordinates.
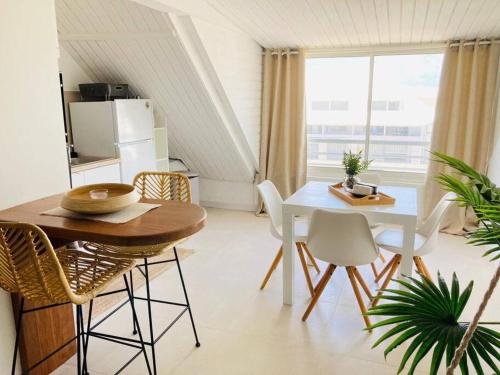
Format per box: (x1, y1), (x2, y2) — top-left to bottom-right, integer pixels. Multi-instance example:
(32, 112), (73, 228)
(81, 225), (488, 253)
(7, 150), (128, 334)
(200, 200), (256, 211)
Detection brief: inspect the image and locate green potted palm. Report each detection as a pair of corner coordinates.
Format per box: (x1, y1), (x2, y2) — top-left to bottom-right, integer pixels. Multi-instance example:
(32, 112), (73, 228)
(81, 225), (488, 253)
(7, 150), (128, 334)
(367, 152), (499, 374)
(342, 150), (372, 189)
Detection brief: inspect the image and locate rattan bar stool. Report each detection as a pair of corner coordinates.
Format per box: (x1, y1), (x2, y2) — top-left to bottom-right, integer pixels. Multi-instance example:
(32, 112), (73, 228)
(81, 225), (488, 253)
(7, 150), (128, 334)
(0, 222), (151, 375)
(83, 171), (200, 375)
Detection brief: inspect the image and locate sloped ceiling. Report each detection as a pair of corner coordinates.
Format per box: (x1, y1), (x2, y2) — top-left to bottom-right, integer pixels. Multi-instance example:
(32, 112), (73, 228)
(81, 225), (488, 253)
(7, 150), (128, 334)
(56, 0), (256, 183)
(205, 0), (500, 48)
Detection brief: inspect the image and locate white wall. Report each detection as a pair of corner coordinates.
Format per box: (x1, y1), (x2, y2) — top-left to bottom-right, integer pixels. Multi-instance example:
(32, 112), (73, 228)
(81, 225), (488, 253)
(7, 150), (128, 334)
(188, 17), (262, 211)
(58, 45), (94, 91)
(200, 178), (257, 211)
(192, 18), (262, 161)
(0, 1), (70, 373)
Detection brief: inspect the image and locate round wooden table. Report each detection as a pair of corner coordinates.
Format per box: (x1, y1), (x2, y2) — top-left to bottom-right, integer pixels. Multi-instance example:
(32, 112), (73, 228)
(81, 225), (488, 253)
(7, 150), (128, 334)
(0, 194), (207, 246)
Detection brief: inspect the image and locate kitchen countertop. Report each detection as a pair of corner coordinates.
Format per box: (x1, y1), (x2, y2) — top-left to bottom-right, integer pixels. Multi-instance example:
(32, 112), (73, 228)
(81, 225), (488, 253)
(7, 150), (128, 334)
(70, 157), (120, 173)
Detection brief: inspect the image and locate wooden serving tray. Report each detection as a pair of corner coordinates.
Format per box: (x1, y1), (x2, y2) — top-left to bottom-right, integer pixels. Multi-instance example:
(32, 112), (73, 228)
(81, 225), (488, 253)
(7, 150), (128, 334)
(328, 182), (395, 206)
(61, 183), (140, 214)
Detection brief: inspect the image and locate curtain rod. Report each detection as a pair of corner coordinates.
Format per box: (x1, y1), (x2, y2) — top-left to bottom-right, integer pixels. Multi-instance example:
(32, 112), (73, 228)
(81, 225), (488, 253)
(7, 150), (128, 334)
(265, 39), (500, 56)
(449, 39), (500, 47)
(264, 50), (299, 56)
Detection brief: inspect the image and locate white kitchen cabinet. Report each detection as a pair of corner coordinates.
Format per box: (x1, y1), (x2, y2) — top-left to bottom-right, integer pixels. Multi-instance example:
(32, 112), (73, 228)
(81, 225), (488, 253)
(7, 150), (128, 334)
(71, 163), (121, 187)
(84, 164), (121, 184)
(71, 171), (86, 188)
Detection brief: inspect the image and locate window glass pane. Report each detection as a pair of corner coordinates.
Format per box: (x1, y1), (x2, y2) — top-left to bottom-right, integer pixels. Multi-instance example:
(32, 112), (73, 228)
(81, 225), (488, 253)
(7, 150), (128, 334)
(331, 100), (349, 111)
(311, 101), (330, 111)
(387, 100), (401, 111)
(369, 54), (443, 170)
(305, 53), (443, 170)
(371, 126), (384, 136)
(372, 100), (387, 111)
(306, 57), (370, 164)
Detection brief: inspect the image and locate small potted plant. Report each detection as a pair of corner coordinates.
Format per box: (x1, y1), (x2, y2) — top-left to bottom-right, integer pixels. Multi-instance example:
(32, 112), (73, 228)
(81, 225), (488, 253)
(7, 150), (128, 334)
(342, 150), (371, 189)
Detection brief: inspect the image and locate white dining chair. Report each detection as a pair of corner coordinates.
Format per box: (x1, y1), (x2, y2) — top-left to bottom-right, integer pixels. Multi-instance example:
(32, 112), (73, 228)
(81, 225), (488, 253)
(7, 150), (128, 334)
(302, 210), (379, 330)
(373, 192), (455, 303)
(257, 180), (320, 296)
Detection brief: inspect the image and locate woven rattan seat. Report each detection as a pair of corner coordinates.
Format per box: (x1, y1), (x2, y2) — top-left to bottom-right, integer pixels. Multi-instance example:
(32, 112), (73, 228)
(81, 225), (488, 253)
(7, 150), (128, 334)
(0, 222), (135, 305)
(82, 240), (184, 259)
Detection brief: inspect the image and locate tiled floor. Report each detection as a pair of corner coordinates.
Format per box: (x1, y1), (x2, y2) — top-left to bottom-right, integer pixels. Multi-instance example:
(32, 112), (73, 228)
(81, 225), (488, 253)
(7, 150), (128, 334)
(54, 208), (499, 374)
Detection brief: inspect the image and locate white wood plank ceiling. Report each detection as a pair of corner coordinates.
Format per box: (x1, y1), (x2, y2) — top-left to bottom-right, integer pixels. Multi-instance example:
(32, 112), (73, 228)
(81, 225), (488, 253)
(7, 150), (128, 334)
(56, 0), (256, 182)
(206, 0), (500, 48)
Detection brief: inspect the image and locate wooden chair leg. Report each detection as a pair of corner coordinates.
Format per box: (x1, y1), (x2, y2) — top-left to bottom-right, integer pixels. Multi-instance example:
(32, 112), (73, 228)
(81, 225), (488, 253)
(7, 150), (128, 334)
(372, 254), (401, 307)
(302, 264), (336, 321)
(370, 252), (389, 278)
(415, 256), (432, 280)
(370, 262), (378, 279)
(259, 246), (283, 290)
(375, 254), (398, 283)
(421, 258), (432, 279)
(313, 261), (333, 293)
(300, 242), (320, 273)
(346, 267), (372, 330)
(413, 256), (425, 276)
(297, 243), (314, 297)
(352, 267), (373, 299)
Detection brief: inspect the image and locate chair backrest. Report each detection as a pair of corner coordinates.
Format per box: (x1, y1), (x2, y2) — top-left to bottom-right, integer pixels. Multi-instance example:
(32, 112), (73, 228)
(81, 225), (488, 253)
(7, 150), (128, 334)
(257, 180), (284, 232)
(417, 192), (456, 238)
(134, 171), (191, 202)
(359, 172), (382, 185)
(307, 209), (379, 266)
(0, 222), (73, 304)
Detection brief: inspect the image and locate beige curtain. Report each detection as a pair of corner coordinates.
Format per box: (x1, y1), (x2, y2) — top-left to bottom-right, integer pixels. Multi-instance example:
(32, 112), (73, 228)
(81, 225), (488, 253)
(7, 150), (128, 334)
(257, 49), (307, 212)
(423, 40), (500, 234)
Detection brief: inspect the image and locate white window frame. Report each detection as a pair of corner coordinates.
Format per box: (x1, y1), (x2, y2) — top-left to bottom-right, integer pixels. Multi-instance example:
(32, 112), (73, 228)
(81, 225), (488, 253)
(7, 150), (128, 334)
(305, 44), (445, 182)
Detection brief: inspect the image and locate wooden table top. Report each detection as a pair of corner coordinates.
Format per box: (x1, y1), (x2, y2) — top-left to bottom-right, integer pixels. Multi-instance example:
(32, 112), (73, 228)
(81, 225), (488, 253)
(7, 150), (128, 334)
(0, 194), (207, 246)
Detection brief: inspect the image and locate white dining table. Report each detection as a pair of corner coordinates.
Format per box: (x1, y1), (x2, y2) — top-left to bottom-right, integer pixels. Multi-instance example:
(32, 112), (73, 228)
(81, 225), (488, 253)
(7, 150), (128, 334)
(282, 181), (418, 305)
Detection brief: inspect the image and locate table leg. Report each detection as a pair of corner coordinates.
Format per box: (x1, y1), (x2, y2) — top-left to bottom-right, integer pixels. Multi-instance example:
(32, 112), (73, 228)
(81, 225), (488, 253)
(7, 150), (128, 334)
(282, 208), (295, 305)
(399, 220), (416, 284)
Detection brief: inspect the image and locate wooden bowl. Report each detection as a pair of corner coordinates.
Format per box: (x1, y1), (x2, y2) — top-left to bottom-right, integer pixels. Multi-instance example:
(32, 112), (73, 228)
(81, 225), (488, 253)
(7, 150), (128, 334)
(61, 183), (140, 214)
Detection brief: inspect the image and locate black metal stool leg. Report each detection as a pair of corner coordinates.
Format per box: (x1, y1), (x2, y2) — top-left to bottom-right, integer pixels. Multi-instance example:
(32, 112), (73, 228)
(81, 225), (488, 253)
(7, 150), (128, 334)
(123, 275), (152, 375)
(129, 270), (138, 335)
(144, 258), (158, 375)
(11, 298), (24, 375)
(76, 305), (82, 375)
(78, 305), (88, 375)
(173, 247), (200, 347)
(82, 300), (93, 375)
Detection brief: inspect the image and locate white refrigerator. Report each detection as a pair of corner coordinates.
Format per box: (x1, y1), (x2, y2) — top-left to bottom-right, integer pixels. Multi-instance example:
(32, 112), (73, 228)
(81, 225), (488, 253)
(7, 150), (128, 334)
(70, 99), (156, 184)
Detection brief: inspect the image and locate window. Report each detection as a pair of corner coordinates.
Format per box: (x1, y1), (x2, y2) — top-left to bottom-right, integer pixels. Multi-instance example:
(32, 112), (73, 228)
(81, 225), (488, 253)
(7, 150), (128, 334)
(372, 100), (387, 111)
(331, 100), (349, 111)
(311, 101), (330, 111)
(372, 100), (403, 111)
(311, 100), (349, 111)
(306, 53), (443, 170)
(388, 101), (401, 111)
